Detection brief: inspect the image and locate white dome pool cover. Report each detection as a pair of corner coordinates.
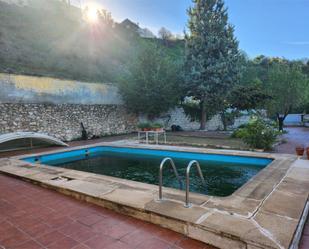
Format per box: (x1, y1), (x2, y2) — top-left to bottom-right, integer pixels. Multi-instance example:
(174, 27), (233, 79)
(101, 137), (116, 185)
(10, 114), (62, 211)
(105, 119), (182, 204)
(0, 132), (68, 149)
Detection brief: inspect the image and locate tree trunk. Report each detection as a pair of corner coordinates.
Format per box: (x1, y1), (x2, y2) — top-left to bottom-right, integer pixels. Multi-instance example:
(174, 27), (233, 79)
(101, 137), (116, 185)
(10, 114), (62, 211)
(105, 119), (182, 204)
(276, 112), (288, 132)
(221, 111), (227, 131)
(278, 117), (284, 132)
(200, 101), (206, 130)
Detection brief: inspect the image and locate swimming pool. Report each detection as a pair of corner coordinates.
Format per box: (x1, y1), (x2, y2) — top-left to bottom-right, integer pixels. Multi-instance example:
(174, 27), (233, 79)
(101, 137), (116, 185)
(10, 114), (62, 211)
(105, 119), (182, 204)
(23, 146), (272, 197)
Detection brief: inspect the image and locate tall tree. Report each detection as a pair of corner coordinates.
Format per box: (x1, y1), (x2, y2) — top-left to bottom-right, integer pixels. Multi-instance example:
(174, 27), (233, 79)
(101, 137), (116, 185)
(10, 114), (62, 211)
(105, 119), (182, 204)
(229, 85), (272, 111)
(302, 61), (309, 76)
(184, 0), (241, 130)
(158, 27), (173, 46)
(158, 27), (173, 40)
(118, 45), (182, 119)
(266, 63), (308, 131)
(98, 9), (114, 28)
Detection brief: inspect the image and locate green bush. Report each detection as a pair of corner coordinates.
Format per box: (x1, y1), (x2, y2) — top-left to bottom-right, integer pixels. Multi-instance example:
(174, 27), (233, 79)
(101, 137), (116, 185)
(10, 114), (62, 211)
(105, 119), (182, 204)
(231, 127), (248, 139)
(152, 123), (163, 128)
(137, 122), (164, 129)
(233, 118), (278, 150)
(137, 122), (151, 129)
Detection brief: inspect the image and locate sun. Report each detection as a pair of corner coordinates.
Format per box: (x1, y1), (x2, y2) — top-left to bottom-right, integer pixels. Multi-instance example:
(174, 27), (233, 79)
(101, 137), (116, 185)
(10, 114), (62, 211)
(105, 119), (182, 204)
(84, 4), (99, 23)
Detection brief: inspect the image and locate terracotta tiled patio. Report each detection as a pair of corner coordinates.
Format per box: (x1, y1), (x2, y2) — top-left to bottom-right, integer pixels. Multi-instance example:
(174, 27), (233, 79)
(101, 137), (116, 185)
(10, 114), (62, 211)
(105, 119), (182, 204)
(0, 173), (215, 249)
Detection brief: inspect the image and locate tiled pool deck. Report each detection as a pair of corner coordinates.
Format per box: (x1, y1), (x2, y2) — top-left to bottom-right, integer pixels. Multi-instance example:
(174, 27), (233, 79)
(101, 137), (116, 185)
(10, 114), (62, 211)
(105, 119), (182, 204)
(0, 173), (213, 249)
(1, 140), (308, 249)
(272, 127), (309, 249)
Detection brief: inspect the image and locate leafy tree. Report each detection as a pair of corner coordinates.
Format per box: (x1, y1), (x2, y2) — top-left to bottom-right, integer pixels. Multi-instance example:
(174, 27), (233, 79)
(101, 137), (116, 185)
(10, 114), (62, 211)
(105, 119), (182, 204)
(158, 27), (173, 40)
(118, 45), (182, 118)
(266, 63), (308, 131)
(158, 27), (173, 46)
(217, 84), (271, 131)
(184, 0), (241, 130)
(97, 9), (114, 28)
(230, 85), (272, 111)
(302, 61), (309, 76)
(239, 55), (265, 87)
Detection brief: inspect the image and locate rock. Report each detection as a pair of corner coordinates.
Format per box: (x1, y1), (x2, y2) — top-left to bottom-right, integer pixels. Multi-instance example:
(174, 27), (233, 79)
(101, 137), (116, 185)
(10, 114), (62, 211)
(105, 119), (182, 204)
(0, 103), (138, 141)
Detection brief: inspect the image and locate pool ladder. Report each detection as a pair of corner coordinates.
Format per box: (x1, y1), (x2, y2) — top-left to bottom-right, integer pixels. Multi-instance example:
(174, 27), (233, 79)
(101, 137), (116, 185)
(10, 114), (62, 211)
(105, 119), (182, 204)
(158, 158), (183, 201)
(158, 157), (206, 208)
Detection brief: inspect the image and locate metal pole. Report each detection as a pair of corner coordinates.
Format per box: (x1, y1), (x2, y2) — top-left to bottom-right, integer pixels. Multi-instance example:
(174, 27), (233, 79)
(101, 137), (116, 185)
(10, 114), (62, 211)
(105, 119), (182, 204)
(159, 162), (163, 200)
(185, 165), (191, 208)
(158, 157), (183, 201)
(184, 160), (206, 208)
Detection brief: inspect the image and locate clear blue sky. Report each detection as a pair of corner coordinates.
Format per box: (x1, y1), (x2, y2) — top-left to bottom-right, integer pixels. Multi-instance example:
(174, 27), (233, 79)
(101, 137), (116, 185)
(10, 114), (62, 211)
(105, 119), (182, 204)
(75, 0), (309, 59)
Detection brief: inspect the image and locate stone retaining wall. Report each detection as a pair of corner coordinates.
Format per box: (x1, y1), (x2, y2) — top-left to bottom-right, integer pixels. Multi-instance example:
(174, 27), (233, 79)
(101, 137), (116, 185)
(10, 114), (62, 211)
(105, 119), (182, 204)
(0, 103), (138, 141)
(0, 73), (251, 136)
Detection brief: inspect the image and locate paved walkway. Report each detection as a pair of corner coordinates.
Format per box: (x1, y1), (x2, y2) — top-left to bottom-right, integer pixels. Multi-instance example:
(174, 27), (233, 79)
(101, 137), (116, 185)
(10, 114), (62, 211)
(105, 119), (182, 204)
(275, 127), (309, 154)
(274, 127), (309, 249)
(0, 174), (214, 249)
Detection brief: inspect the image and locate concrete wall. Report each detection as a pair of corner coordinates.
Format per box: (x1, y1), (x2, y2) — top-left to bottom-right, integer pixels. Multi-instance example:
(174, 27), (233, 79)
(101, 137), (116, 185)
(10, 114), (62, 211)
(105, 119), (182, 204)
(0, 73), (122, 105)
(284, 114), (303, 126)
(140, 107), (250, 131)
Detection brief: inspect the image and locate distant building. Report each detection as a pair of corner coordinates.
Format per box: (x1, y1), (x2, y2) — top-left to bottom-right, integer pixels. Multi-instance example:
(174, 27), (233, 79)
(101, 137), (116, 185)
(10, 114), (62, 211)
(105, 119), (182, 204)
(120, 18), (156, 38)
(121, 19), (140, 32)
(139, 28), (156, 38)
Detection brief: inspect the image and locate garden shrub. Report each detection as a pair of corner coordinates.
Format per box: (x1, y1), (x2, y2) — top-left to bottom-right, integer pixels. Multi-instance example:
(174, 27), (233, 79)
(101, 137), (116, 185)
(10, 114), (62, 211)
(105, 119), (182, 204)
(233, 118), (278, 150)
(231, 126), (248, 139)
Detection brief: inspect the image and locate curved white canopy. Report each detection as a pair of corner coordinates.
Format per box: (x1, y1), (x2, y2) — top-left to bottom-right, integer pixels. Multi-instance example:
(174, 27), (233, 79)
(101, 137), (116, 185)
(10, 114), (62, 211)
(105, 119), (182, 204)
(0, 132), (68, 147)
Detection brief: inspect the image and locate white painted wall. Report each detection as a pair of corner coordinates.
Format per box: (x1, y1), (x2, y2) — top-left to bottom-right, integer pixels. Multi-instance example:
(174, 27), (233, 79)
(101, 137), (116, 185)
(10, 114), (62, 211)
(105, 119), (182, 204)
(140, 107), (251, 131)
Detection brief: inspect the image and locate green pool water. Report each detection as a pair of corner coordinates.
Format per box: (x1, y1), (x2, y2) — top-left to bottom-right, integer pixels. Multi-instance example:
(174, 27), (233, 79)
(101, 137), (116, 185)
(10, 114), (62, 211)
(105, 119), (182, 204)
(54, 151), (263, 197)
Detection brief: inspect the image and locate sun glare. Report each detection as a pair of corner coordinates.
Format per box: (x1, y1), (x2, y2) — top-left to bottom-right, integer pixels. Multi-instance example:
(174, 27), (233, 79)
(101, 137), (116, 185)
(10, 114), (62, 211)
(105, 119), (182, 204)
(85, 5), (99, 23)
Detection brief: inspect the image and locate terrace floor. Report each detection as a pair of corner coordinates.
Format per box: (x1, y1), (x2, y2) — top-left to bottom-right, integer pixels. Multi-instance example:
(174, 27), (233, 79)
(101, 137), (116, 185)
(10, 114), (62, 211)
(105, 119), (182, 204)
(0, 173), (215, 249)
(277, 127), (309, 249)
(275, 126), (309, 154)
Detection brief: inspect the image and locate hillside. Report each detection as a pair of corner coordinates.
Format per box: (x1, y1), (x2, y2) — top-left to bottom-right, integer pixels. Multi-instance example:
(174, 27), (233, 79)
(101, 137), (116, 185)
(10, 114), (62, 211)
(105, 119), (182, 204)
(0, 0), (184, 83)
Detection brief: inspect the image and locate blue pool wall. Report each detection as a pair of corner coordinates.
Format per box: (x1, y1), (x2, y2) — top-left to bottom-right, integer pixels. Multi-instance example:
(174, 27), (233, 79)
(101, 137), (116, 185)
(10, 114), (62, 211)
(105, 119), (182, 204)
(22, 146), (273, 167)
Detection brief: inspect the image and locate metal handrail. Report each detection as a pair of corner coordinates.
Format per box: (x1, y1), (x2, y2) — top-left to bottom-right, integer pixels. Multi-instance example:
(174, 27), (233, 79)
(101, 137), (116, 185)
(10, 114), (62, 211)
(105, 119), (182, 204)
(184, 160), (206, 208)
(158, 157), (183, 201)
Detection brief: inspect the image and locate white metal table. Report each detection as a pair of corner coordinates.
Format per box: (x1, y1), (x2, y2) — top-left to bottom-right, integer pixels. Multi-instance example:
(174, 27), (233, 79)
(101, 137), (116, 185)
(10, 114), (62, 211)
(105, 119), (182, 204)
(137, 130), (167, 144)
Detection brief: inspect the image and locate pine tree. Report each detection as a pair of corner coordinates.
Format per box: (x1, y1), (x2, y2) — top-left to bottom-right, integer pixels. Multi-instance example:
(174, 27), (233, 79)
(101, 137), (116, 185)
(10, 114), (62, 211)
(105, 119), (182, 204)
(184, 0), (241, 130)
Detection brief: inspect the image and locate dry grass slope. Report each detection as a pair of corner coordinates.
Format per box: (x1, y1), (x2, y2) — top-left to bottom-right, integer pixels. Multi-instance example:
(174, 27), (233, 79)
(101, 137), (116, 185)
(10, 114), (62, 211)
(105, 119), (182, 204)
(0, 0), (184, 83)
